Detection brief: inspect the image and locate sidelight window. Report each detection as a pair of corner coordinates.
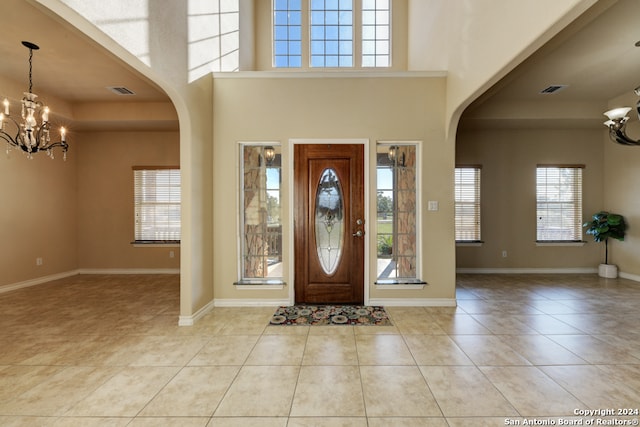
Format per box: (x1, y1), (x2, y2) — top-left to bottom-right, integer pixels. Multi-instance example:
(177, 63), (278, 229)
(375, 143), (420, 283)
(239, 143), (283, 282)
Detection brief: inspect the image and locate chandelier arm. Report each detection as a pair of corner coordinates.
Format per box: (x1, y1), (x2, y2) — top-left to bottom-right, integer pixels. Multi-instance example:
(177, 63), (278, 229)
(0, 132), (16, 146)
(46, 141), (69, 150)
(609, 127), (640, 145)
(0, 113), (67, 152)
(0, 115), (24, 147)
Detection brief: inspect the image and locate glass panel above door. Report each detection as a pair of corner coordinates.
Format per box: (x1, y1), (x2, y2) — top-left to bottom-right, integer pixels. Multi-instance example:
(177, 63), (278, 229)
(315, 168), (344, 275)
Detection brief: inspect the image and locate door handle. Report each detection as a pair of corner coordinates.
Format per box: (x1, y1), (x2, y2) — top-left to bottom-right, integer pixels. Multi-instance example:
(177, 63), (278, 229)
(352, 230), (364, 237)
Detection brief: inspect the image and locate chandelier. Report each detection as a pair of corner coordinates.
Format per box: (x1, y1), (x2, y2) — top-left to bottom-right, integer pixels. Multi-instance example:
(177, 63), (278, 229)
(0, 41), (68, 159)
(603, 86), (640, 146)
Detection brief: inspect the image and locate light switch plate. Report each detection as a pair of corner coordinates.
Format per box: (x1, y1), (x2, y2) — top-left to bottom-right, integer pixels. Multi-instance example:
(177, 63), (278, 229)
(428, 201), (439, 211)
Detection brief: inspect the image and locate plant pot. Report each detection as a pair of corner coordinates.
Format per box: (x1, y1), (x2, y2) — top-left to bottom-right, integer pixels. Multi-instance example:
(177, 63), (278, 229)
(598, 263), (618, 279)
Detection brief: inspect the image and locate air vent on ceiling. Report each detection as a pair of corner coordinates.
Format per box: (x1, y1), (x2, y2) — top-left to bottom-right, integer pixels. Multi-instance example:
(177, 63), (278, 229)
(107, 86), (136, 96)
(539, 85), (568, 94)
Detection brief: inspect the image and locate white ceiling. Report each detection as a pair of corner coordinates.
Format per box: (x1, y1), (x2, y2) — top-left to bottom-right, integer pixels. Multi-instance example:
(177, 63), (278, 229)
(1, 0), (638, 132)
(0, 0), (169, 107)
(462, 0), (640, 129)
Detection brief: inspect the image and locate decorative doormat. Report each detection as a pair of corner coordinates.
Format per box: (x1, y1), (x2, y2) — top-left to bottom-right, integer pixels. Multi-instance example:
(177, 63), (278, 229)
(270, 305), (392, 326)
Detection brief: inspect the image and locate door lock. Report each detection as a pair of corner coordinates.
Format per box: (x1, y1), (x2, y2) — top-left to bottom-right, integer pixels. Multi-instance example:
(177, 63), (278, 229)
(352, 230), (364, 237)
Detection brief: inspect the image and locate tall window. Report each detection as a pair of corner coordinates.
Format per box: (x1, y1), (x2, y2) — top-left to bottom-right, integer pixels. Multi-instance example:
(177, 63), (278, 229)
(273, 0), (391, 68)
(362, 0), (390, 67)
(376, 143), (419, 283)
(240, 144), (283, 282)
(536, 165), (583, 242)
(133, 167), (181, 242)
(310, 0), (353, 67)
(274, 0), (302, 67)
(455, 166), (481, 242)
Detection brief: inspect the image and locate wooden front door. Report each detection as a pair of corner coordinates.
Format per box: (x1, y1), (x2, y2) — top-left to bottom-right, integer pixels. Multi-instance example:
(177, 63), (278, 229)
(294, 144), (365, 304)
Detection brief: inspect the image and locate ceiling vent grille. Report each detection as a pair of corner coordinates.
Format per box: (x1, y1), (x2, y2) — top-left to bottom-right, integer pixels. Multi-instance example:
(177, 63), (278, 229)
(107, 86), (136, 96)
(539, 85), (567, 94)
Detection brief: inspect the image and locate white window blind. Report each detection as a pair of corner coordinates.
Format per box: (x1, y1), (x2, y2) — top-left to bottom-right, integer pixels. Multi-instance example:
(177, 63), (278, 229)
(455, 166), (481, 241)
(536, 165), (583, 242)
(134, 167), (181, 242)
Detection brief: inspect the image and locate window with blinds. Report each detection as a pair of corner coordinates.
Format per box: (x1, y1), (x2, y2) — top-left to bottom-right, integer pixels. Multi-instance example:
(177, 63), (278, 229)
(133, 167), (181, 242)
(455, 166), (481, 242)
(536, 165), (583, 242)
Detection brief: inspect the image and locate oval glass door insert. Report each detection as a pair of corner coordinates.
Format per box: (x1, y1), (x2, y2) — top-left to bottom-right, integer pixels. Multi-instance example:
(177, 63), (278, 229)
(315, 168), (344, 275)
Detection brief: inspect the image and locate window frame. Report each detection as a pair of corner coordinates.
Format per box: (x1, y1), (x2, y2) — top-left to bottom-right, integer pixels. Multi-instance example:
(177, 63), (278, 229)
(454, 165), (482, 243)
(375, 141), (424, 285)
(133, 166), (181, 244)
(536, 164), (584, 243)
(237, 142), (285, 285)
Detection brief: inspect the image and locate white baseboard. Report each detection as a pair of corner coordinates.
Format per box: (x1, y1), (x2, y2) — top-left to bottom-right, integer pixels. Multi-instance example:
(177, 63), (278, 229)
(456, 267), (598, 274)
(0, 270), (79, 294)
(77, 268), (180, 275)
(213, 298), (290, 307)
(178, 299), (288, 326)
(179, 299), (217, 326)
(619, 271), (640, 283)
(368, 298), (457, 307)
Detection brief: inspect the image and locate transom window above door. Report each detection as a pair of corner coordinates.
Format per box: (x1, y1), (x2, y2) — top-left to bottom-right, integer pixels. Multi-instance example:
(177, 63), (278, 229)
(273, 0), (391, 69)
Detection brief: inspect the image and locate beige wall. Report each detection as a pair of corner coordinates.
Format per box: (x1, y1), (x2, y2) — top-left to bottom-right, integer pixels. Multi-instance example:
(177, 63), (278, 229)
(76, 131), (181, 270)
(603, 93), (640, 278)
(0, 128), (182, 289)
(212, 75), (455, 302)
(0, 141), (77, 287)
(456, 127), (603, 270)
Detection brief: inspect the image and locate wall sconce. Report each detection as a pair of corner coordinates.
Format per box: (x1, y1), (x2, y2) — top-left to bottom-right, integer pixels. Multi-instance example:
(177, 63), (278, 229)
(388, 145), (405, 166)
(264, 146), (276, 164)
(603, 86), (640, 146)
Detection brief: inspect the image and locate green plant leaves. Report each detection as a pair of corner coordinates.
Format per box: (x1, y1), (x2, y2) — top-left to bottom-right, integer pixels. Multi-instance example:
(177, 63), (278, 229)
(583, 211), (626, 242)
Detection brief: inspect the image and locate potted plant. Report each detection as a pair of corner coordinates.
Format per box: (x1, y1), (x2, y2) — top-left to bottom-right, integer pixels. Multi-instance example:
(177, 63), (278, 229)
(583, 211), (626, 278)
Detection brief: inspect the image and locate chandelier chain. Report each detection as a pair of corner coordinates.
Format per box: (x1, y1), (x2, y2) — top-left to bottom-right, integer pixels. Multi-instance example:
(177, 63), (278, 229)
(28, 47), (34, 94)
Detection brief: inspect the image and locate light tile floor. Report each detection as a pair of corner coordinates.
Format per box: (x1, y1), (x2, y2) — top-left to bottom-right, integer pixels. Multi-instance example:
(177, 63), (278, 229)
(1, 273), (640, 426)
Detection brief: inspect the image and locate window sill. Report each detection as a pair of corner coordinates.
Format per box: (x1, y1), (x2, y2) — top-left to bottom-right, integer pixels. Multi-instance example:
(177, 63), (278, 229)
(535, 241), (586, 247)
(234, 280), (286, 290)
(132, 240), (180, 248)
(456, 241), (483, 247)
(375, 279), (427, 290)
